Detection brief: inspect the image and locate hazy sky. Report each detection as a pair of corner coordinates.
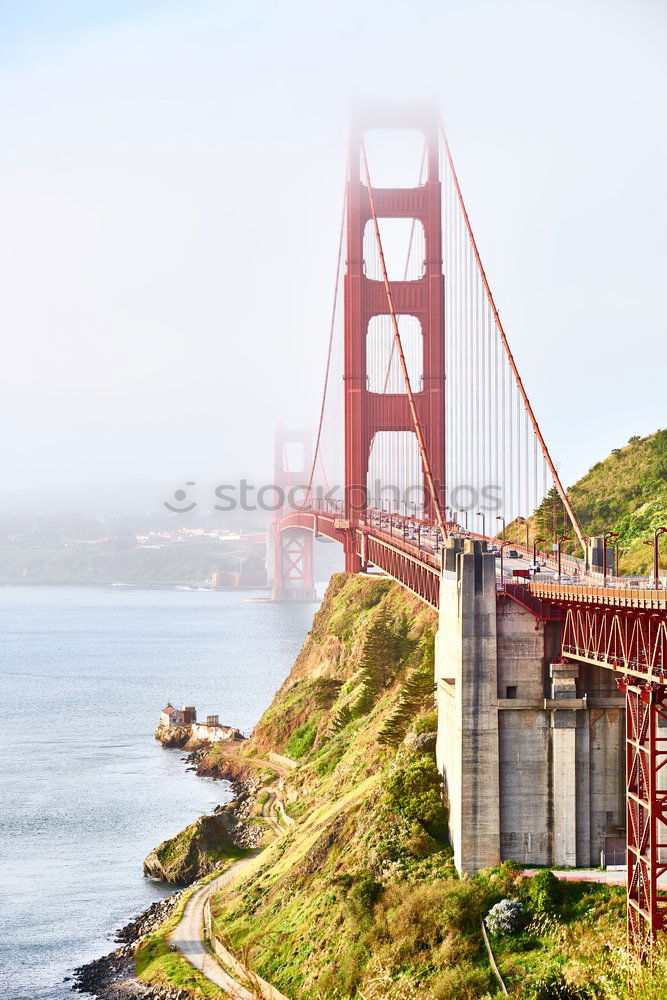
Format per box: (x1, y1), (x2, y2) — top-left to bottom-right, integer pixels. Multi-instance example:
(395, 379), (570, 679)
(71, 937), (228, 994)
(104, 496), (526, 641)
(1, 0), (665, 512)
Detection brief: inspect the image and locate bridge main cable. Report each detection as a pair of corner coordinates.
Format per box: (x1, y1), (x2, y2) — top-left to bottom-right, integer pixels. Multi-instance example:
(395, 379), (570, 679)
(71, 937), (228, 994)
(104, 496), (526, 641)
(361, 141), (448, 543)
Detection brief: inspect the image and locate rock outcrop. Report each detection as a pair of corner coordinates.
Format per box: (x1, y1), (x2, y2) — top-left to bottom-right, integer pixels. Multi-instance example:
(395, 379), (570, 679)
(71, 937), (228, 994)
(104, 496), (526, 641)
(143, 813), (240, 885)
(154, 725), (190, 748)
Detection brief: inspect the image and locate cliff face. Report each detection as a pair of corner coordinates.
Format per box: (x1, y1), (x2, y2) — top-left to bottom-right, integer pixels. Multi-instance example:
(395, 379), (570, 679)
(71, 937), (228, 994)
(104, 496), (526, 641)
(143, 813), (243, 885)
(247, 573), (437, 756)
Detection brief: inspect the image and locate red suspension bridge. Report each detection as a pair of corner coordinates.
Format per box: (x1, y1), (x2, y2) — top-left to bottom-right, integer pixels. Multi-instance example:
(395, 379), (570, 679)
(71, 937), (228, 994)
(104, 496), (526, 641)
(269, 107), (667, 954)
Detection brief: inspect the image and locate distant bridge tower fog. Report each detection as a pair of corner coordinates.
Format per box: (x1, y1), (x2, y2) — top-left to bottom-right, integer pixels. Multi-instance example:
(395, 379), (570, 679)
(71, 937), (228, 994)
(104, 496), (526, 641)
(270, 426), (316, 602)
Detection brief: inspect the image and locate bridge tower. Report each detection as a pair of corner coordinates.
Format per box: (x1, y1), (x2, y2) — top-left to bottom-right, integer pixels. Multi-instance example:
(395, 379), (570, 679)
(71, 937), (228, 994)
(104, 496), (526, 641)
(270, 427), (317, 602)
(344, 109), (445, 571)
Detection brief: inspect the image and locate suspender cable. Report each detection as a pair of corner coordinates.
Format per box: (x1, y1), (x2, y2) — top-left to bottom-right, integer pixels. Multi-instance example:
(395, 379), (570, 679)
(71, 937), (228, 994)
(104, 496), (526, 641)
(361, 143), (448, 542)
(305, 171), (347, 505)
(440, 122), (585, 552)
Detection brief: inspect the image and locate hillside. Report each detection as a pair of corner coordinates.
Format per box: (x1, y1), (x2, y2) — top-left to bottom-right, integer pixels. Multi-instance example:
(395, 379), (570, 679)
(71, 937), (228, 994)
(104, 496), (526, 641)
(506, 430), (667, 574)
(193, 573), (652, 999)
(0, 539), (264, 585)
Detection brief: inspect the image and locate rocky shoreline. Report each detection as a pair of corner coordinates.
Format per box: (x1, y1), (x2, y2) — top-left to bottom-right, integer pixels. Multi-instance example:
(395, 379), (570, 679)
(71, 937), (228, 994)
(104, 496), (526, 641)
(73, 741), (260, 998)
(72, 891), (189, 999)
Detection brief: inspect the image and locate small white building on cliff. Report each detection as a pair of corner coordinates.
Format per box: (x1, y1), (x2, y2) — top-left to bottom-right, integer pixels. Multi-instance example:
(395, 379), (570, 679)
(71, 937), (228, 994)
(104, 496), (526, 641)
(158, 704), (242, 743)
(159, 703), (197, 727)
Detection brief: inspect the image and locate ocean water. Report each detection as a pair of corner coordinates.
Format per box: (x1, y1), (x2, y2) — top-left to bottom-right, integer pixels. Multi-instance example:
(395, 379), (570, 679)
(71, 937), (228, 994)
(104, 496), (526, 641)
(0, 585), (317, 1000)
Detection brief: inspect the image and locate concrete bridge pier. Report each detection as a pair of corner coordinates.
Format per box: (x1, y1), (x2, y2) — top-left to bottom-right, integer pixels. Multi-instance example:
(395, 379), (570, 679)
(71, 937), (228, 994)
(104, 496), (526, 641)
(435, 538), (625, 874)
(435, 538), (500, 872)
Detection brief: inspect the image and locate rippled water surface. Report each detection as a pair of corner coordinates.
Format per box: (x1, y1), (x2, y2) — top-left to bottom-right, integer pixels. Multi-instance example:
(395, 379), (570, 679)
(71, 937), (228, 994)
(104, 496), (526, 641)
(0, 586), (317, 999)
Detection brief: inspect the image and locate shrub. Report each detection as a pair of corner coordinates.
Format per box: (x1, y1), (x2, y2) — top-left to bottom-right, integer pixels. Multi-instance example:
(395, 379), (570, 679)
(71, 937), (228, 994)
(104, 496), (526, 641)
(350, 873), (383, 914)
(375, 879), (488, 960)
(285, 718), (319, 759)
(385, 755), (447, 835)
(493, 859), (524, 897)
(430, 960), (493, 999)
(485, 898), (525, 936)
(413, 710), (438, 735)
(526, 972), (592, 999)
(348, 872), (383, 928)
(526, 869), (560, 915)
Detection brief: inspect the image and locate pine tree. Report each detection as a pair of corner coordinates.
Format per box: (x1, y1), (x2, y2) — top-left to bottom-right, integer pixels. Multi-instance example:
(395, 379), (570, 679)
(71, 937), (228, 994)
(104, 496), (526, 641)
(378, 632), (435, 746)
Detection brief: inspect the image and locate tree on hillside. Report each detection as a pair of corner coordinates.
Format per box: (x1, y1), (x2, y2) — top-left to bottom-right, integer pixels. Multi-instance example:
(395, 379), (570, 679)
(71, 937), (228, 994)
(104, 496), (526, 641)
(378, 631), (435, 746)
(359, 604), (395, 689)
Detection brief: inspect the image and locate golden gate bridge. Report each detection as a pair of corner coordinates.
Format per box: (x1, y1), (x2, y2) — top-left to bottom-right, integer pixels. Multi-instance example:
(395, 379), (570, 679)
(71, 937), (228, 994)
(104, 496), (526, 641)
(268, 106), (667, 955)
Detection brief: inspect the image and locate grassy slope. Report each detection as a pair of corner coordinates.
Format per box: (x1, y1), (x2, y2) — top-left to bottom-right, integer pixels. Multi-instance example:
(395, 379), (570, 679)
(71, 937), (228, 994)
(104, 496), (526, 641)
(505, 430), (667, 574)
(206, 574), (638, 1000)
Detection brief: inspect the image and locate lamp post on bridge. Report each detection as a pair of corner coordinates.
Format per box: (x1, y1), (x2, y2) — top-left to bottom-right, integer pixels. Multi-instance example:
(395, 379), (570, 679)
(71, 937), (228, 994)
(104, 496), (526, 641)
(496, 515), (506, 541)
(516, 516), (530, 553)
(533, 536), (545, 572)
(557, 535), (572, 583)
(603, 530), (619, 585)
(476, 511), (486, 541)
(499, 539), (511, 588)
(643, 527), (667, 588)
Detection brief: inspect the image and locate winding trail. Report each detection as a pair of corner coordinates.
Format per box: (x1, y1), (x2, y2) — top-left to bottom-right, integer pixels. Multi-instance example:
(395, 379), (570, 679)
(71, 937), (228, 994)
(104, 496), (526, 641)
(169, 854), (261, 998)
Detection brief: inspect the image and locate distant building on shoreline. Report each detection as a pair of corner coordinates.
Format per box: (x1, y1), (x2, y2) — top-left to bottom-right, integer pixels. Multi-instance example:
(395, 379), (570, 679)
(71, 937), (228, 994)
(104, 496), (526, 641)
(158, 704), (243, 743)
(159, 702), (197, 727)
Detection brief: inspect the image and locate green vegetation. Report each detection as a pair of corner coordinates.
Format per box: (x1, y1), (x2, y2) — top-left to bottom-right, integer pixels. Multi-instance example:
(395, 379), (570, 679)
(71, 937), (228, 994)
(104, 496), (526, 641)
(189, 574), (632, 998)
(379, 632), (435, 745)
(285, 718), (320, 759)
(385, 755), (447, 834)
(505, 430), (667, 574)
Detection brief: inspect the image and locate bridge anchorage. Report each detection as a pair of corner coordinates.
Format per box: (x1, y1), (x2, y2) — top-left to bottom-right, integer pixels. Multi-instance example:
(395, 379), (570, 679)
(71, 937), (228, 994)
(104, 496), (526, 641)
(272, 104), (666, 954)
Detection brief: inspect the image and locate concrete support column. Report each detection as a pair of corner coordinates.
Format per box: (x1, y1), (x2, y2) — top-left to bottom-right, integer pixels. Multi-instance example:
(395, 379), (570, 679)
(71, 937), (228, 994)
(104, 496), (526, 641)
(550, 662), (582, 867)
(435, 539), (500, 873)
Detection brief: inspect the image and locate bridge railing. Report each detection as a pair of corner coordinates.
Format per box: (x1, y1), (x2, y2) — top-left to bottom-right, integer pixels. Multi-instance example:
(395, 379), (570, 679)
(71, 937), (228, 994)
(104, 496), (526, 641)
(530, 579), (667, 609)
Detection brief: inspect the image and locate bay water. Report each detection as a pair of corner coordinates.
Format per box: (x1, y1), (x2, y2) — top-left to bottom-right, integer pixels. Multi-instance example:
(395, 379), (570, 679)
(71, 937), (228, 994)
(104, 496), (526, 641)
(0, 585), (317, 999)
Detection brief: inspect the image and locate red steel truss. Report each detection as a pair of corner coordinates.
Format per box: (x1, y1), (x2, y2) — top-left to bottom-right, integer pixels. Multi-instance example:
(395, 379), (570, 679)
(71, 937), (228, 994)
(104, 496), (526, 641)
(618, 679), (667, 953)
(560, 606), (667, 681)
(526, 582), (667, 953)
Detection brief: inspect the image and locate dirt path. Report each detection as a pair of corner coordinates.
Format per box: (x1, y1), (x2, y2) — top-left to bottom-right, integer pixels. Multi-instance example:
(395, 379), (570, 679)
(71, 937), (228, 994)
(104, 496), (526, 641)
(169, 855), (261, 998)
(260, 789), (284, 838)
